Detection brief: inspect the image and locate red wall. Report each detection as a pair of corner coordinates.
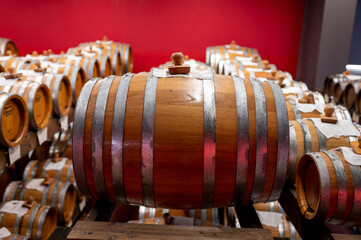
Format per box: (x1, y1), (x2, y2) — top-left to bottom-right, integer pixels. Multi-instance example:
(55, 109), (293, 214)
(0, 0), (305, 76)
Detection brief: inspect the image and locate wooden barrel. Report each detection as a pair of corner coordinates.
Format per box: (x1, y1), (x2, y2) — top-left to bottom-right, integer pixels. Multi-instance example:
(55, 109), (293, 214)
(0, 92), (28, 147)
(254, 201), (284, 213)
(18, 61), (87, 105)
(49, 127), (73, 159)
(0, 200), (57, 240)
(333, 81), (349, 104)
(137, 206), (220, 226)
(220, 59), (274, 76)
(288, 119), (360, 181)
(79, 39), (133, 74)
(262, 215), (301, 240)
(67, 46), (120, 76)
(3, 179), (76, 223)
(325, 73), (361, 103)
(0, 38), (18, 56)
(0, 57), (30, 72)
(73, 65), (289, 208)
(23, 158), (75, 184)
(20, 71), (72, 117)
(54, 55), (100, 80)
(0, 78), (52, 130)
(296, 149), (361, 226)
(343, 81), (361, 110)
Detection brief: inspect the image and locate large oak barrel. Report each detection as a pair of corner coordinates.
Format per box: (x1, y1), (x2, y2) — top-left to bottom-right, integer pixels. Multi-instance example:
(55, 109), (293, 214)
(136, 206), (220, 226)
(73, 65), (289, 208)
(0, 38), (18, 56)
(54, 55), (100, 80)
(0, 57), (30, 73)
(288, 119), (360, 181)
(18, 61), (87, 105)
(296, 149), (361, 226)
(3, 179), (76, 223)
(0, 78), (52, 130)
(0, 92), (28, 147)
(0, 200), (57, 240)
(23, 157), (75, 184)
(19, 71), (72, 117)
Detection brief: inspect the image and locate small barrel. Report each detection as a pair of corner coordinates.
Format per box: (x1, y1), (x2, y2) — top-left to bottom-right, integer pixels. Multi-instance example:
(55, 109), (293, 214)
(79, 39), (133, 74)
(343, 81), (361, 110)
(55, 55), (100, 80)
(0, 92), (28, 147)
(288, 119), (360, 181)
(0, 79), (52, 130)
(296, 149), (361, 226)
(73, 64), (289, 208)
(137, 206), (220, 226)
(254, 201), (284, 214)
(49, 127), (73, 159)
(23, 157), (75, 184)
(0, 200), (57, 240)
(326, 74), (361, 102)
(20, 72), (72, 117)
(0, 38), (18, 56)
(0, 57), (29, 73)
(3, 179), (76, 223)
(333, 81), (348, 104)
(19, 61), (87, 105)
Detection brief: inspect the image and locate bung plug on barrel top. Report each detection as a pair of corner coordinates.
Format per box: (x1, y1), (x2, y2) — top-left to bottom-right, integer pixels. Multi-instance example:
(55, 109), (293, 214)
(321, 104), (338, 123)
(4, 67), (22, 79)
(34, 61), (46, 73)
(168, 52), (190, 74)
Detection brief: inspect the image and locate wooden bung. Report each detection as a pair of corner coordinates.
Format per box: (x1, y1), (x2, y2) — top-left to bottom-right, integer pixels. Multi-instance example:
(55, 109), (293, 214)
(321, 104), (338, 123)
(168, 52), (190, 74)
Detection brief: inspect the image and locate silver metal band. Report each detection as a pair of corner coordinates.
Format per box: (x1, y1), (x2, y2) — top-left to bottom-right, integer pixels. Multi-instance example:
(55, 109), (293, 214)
(124, 45), (130, 73)
(201, 209), (207, 222)
(92, 76), (116, 199)
(141, 73), (158, 207)
(73, 78), (99, 197)
(56, 161), (63, 180)
(26, 82), (40, 130)
(278, 221), (285, 237)
(309, 152), (331, 218)
(268, 81), (289, 201)
(324, 150), (347, 224)
(36, 205), (51, 240)
(13, 213), (22, 234)
(212, 208), (219, 226)
(50, 182), (61, 207)
(30, 161), (41, 179)
(3, 181), (16, 202)
(149, 208), (155, 219)
(112, 73), (133, 203)
(297, 120), (312, 153)
(138, 206), (145, 220)
(231, 76), (249, 205)
(19, 180), (30, 200)
(312, 120), (327, 151)
(290, 222), (297, 240)
(202, 74), (216, 208)
(26, 204), (41, 237)
(250, 79), (268, 201)
(41, 181), (51, 205)
(66, 162), (73, 182)
(58, 182), (70, 222)
(345, 160), (361, 226)
(82, 58), (90, 79)
(189, 209), (195, 218)
(269, 202), (275, 212)
(288, 122), (298, 179)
